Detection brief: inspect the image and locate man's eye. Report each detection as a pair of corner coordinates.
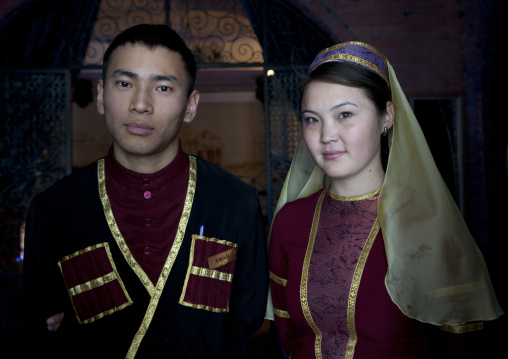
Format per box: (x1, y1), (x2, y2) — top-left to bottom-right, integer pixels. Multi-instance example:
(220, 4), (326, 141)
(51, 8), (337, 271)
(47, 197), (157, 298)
(158, 86), (171, 92)
(118, 81), (130, 87)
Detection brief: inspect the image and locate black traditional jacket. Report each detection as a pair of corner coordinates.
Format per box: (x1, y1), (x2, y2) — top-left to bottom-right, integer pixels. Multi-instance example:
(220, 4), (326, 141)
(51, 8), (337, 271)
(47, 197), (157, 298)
(23, 155), (268, 358)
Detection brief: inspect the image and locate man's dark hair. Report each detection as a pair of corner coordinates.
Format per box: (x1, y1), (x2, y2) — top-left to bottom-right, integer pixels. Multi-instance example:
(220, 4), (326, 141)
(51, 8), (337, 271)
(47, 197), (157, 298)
(102, 24), (197, 96)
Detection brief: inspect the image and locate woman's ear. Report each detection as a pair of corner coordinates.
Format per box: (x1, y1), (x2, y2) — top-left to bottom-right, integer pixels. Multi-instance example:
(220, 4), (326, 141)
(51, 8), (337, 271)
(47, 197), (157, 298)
(383, 101), (395, 130)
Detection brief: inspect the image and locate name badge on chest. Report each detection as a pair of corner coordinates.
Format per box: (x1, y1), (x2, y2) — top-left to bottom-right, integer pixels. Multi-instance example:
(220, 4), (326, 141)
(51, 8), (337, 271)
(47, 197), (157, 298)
(207, 248), (237, 270)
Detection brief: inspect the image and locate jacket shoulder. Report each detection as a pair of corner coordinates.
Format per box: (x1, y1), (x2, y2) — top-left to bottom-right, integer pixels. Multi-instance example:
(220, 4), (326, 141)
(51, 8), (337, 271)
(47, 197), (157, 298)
(33, 161), (99, 203)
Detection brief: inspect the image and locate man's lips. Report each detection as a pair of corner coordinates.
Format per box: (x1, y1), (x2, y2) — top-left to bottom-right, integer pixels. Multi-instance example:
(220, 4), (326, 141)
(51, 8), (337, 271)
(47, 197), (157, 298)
(125, 121), (154, 135)
(323, 150), (345, 160)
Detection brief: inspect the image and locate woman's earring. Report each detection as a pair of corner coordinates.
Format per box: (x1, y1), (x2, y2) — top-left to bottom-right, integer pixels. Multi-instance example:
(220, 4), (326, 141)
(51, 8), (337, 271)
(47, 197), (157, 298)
(382, 127), (388, 136)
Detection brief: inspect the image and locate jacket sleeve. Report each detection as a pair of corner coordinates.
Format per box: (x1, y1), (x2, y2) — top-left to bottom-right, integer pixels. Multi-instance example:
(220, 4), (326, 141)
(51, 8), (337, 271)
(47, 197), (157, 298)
(269, 209), (297, 358)
(23, 195), (74, 352)
(228, 189), (268, 336)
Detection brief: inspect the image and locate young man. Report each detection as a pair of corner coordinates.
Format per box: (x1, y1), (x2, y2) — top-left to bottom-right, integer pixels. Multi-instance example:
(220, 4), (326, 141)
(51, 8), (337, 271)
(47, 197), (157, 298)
(23, 24), (268, 358)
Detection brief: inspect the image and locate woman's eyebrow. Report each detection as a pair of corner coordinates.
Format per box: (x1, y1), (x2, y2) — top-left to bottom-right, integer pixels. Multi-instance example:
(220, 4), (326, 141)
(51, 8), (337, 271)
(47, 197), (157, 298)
(330, 101), (358, 111)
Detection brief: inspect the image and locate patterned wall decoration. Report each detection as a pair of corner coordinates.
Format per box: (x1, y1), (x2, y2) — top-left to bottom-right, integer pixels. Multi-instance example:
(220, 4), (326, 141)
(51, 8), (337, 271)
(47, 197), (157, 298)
(0, 70), (70, 268)
(84, 0), (263, 67)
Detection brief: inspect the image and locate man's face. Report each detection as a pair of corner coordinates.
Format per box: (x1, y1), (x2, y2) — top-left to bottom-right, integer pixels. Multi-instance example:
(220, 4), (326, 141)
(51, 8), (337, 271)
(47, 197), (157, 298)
(97, 43), (199, 170)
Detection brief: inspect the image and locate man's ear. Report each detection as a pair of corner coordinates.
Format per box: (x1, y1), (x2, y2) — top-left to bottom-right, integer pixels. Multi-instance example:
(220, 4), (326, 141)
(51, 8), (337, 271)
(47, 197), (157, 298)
(97, 79), (105, 115)
(383, 101), (395, 131)
(184, 90), (200, 123)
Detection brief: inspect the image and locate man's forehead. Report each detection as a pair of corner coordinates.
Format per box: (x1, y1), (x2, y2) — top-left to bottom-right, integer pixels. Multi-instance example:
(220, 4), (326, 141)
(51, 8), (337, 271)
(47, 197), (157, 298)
(106, 43), (187, 83)
(108, 43), (185, 70)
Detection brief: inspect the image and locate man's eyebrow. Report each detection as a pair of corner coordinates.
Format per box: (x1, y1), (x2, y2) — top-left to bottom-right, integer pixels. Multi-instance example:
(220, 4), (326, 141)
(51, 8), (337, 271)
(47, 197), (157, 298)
(150, 74), (179, 83)
(111, 69), (179, 84)
(111, 69), (138, 79)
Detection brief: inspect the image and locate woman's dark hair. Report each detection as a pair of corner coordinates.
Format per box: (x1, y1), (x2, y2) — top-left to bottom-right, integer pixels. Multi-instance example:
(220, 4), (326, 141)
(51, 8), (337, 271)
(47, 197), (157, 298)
(299, 61), (392, 168)
(299, 61), (391, 116)
(102, 24), (196, 96)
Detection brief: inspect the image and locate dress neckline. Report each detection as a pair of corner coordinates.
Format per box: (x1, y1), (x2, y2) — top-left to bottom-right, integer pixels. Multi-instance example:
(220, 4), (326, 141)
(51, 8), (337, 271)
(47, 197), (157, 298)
(325, 185), (381, 202)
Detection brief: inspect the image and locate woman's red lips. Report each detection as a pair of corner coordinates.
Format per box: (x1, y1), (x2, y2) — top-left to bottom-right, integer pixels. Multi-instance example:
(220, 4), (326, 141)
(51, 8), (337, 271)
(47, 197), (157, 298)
(323, 151), (345, 160)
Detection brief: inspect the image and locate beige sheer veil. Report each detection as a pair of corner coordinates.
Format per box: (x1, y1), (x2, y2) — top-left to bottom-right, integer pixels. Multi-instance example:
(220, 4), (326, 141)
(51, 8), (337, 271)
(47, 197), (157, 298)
(269, 42), (503, 326)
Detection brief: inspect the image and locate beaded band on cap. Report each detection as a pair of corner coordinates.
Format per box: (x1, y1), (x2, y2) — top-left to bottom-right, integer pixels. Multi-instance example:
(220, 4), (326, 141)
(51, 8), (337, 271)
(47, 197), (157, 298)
(309, 41), (390, 87)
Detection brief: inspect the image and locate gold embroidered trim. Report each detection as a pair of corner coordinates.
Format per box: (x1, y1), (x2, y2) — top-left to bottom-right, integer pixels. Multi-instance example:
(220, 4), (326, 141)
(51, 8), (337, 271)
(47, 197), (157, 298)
(60, 242), (106, 261)
(273, 308), (291, 318)
(269, 271), (288, 287)
(68, 272), (117, 296)
(301, 190), (326, 359)
(440, 322), (484, 333)
(190, 266), (233, 282)
(79, 301), (132, 325)
(326, 185), (381, 202)
(98, 156), (196, 358)
(57, 242), (133, 324)
(315, 41), (388, 67)
(127, 155), (196, 358)
(430, 282), (482, 297)
(179, 300), (229, 313)
(310, 42), (389, 85)
(179, 234), (236, 312)
(345, 218), (380, 359)
(98, 160), (156, 297)
(195, 235), (237, 248)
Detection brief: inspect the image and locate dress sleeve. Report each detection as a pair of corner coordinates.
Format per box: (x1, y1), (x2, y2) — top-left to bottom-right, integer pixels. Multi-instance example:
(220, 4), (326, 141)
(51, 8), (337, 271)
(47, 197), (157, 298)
(269, 209), (297, 358)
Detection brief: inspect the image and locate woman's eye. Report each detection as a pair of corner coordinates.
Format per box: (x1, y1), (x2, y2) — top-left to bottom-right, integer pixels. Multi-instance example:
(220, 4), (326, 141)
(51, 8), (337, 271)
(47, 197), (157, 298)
(338, 112), (352, 119)
(303, 116), (318, 124)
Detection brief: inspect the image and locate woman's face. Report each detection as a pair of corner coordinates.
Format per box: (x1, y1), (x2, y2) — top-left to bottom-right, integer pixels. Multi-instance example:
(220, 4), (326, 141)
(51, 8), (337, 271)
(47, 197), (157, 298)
(301, 80), (393, 193)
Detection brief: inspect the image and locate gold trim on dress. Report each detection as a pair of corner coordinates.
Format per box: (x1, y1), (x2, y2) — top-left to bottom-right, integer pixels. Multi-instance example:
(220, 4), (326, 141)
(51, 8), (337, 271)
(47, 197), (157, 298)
(269, 271), (288, 287)
(273, 308), (291, 318)
(326, 185), (381, 202)
(345, 219), (380, 359)
(430, 282), (482, 297)
(301, 190), (326, 359)
(440, 322), (484, 333)
(301, 190), (381, 359)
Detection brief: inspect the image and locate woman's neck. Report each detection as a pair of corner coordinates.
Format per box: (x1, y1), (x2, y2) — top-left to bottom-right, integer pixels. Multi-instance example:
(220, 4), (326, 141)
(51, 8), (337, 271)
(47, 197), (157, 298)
(329, 170), (385, 198)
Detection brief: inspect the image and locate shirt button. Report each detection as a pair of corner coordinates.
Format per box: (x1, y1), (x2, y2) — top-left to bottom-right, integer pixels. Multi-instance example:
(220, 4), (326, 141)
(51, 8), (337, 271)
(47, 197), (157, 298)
(144, 191), (151, 199)
(145, 219), (152, 226)
(144, 246), (151, 254)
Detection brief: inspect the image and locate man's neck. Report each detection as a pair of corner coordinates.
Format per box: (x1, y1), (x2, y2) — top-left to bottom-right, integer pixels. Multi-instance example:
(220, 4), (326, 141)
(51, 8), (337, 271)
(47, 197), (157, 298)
(112, 147), (179, 174)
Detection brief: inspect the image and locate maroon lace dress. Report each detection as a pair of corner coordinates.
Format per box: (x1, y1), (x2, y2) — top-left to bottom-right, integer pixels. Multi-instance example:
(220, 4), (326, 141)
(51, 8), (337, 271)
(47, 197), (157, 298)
(269, 188), (431, 359)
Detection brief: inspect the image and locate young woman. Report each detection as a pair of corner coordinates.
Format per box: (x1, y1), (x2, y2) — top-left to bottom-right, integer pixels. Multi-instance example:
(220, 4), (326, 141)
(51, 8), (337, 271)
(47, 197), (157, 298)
(268, 42), (503, 359)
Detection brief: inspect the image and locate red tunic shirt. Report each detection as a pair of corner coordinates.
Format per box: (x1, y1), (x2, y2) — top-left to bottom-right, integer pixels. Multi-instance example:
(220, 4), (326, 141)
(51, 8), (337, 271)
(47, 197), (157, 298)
(105, 146), (189, 285)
